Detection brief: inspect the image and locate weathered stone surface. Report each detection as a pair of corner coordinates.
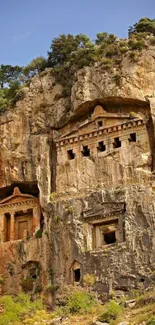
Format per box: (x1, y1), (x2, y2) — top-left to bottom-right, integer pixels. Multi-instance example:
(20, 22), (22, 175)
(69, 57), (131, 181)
(1, 47), (155, 298)
(71, 49), (155, 110)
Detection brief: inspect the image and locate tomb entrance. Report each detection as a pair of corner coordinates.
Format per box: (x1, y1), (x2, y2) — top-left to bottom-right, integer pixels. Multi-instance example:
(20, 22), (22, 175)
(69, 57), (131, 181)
(0, 187), (40, 242)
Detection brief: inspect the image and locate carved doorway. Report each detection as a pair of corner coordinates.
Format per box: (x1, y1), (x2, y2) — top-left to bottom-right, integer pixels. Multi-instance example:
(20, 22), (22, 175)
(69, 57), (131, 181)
(18, 220), (28, 239)
(4, 213), (11, 242)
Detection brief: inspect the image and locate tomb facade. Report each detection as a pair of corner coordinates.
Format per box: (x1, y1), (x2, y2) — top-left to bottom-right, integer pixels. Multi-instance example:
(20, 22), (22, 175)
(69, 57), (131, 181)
(83, 202), (125, 250)
(55, 105), (150, 194)
(0, 187), (40, 242)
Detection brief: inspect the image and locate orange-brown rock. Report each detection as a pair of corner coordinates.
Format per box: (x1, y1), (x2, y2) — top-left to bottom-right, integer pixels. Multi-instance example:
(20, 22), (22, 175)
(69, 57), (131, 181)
(1, 46), (155, 298)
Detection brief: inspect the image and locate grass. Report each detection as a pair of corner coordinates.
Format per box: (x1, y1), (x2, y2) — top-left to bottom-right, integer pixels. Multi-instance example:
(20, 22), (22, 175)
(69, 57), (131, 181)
(1, 288), (155, 325)
(0, 293), (43, 325)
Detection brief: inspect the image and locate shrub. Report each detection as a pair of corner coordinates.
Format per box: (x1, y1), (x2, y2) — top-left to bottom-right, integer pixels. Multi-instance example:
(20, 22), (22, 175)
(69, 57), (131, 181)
(129, 38), (145, 50)
(35, 229), (43, 238)
(66, 291), (96, 314)
(98, 300), (122, 322)
(129, 51), (140, 62)
(147, 317), (155, 325)
(105, 44), (118, 57)
(23, 309), (52, 325)
(50, 192), (58, 204)
(83, 273), (96, 286)
(14, 292), (43, 310)
(119, 46), (129, 54)
(0, 293), (42, 325)
(9, 87), (25, 107)
(100, 58), (113, 70)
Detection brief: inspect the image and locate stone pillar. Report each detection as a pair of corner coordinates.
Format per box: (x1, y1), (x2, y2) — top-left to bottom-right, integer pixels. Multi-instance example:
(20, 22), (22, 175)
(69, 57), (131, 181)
(10, 213), (15, 241)
(0, 214), (5, 243)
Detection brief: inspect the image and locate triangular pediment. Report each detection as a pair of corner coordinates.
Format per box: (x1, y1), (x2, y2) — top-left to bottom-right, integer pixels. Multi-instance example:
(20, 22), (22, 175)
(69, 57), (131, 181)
(58, 105), (140, 140)
(0, 187), (37, 206)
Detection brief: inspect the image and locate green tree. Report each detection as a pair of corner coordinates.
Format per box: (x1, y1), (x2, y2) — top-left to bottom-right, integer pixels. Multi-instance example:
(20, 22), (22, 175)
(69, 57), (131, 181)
(23, 56), (47, 80)
(0, 65), (22, 89)
(47, 34), (98, 94)
(48, 34), (97, 68)
(6, 80), (21, 100)
(95, 33), (118, 58)
(0, 89), (8, 110)
(128, 18), (155, 36)
(48, 34), (80, 67)
(95, 32), (117, 46)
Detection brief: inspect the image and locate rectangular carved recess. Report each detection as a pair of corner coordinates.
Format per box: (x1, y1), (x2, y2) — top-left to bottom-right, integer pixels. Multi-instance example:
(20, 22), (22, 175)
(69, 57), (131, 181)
(92, 219), (120, 248)
(83, 202), (125, 249)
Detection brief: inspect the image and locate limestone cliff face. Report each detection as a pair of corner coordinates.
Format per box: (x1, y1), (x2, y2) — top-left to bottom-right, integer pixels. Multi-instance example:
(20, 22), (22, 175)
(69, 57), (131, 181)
(0, 70), (66, 204)
(72, 48), (155, 109)
(1, 47), (155, 298)
(1, 48), (155, 200)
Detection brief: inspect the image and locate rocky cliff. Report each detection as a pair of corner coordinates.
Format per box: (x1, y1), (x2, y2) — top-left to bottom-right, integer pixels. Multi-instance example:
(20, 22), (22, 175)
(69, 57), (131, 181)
(1, 46), (155, 300)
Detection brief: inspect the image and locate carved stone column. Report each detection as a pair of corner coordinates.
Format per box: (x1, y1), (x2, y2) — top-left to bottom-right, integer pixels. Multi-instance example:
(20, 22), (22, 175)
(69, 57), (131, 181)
(10, 213), (15, 241)
(0, 214), (5, 243)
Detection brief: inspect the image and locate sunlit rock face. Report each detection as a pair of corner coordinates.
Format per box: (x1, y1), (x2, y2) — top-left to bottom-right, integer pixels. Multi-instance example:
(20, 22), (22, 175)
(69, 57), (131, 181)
(55, 103), (151, 196)
(1, 48), (155, 297)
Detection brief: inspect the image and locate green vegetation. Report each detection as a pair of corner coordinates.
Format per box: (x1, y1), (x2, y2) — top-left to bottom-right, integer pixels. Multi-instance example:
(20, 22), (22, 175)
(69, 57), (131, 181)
(23, 57), (47, 80)
(147, 317), (155, 325)
(0, 17), (155, 110)
(0, 293), (42, 325)
(83, 273), (96, 286)
(128, 17), (155, 36)
(66, 291), (96, 314)
(0, 288), (155, 325)
(0, 57), (47, 112)
(35, 229), (43, 238)
(98, 300), (122, 323)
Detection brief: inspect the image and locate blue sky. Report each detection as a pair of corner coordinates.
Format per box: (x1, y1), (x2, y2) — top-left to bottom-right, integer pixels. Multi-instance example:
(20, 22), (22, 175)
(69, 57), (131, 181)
(0, 0), (155, 66)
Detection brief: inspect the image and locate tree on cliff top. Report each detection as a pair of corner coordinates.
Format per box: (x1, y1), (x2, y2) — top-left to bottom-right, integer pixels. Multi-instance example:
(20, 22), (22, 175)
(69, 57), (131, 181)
(48, 34), (97, 68)
(23, 56), (47, 80)
(0, 16), (154, 110)
(128, 17), (155, 36)
(47, 34), (98, 93)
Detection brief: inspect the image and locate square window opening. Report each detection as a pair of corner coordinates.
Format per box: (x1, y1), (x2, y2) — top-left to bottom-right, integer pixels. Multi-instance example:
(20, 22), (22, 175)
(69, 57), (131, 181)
(92, 219), (121, 249)
(113, 137), (121, 149)
(98, 141), (106, 152)
(129, 133), (136, 143)
(98, 121), (103, 127)
(67, 149), (75, 160)
(82, 145), (90, 157)
(104, 231), (116, 245)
